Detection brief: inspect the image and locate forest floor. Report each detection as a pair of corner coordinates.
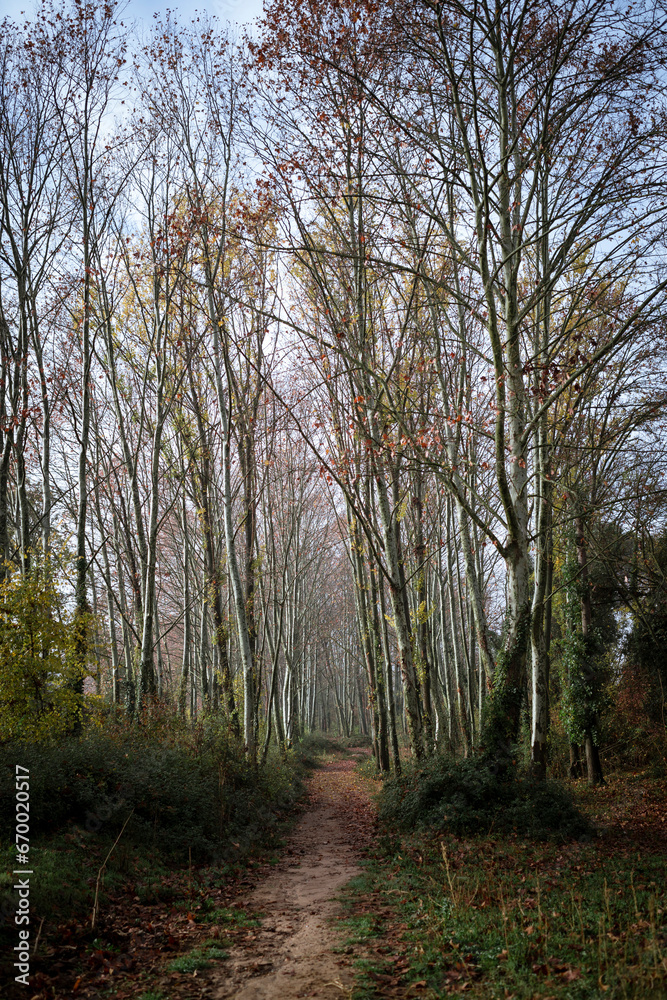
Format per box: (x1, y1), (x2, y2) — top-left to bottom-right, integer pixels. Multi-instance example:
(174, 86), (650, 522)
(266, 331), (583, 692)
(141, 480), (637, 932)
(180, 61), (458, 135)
(206, 748), (376, 1000)
(4, 747), (667, 1000)
(2, 745), (377, 1000)
(337, 763), (667, 1000)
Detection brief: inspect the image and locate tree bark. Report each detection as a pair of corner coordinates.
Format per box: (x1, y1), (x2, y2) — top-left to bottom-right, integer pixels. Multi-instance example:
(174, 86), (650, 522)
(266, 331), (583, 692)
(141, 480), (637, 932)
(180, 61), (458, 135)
(575, 512), (605, 786)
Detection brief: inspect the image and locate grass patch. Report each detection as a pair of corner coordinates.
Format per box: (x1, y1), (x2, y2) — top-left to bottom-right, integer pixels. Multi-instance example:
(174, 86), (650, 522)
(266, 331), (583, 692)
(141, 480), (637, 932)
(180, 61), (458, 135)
(167, 940), (230, 973)
(197, 903), (261, 928)
(342, 778), (667, 1000)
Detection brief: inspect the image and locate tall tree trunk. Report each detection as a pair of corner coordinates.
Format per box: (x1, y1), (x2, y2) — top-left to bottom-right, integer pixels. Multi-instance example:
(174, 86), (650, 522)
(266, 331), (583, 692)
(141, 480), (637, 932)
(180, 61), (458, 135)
(348, 508), (384, 769)
(113, 516), (134, 715)
(207, 290), (256, 757)
(445, 499), (471, 753)
(369, 561), (391, 772)
(530, 432), (551, 778)
(412, 477), (434, 751)
(371, 462), (423, 756)
(178, 492), (191, 720)
(136, 407), (165, 713)
(575, 512), (605, 786)
(378, 568), (401, 773)
(72, 205), (92, 734)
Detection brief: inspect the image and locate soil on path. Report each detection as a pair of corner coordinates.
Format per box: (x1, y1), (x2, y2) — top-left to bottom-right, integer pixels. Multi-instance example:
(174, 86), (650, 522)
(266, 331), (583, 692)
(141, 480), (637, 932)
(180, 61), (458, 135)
(209, 750), (375, 1000)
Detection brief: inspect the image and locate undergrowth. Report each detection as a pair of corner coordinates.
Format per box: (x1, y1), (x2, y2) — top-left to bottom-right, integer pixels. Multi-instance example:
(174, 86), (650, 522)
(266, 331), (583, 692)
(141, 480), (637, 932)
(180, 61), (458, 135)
(0, 713), (309, 941)
(296, 732), (345, 766)
(339, 733), (374, 749)
(0, 715), (303, 855)
(345, 752), (667, 999)
(378, 751), (591, 840)
(341, 831), (667, 999)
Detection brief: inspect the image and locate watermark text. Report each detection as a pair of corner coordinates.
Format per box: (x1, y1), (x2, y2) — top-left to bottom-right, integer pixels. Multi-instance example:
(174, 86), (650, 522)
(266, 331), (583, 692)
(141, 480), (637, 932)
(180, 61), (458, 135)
(14, 765), (31, 986)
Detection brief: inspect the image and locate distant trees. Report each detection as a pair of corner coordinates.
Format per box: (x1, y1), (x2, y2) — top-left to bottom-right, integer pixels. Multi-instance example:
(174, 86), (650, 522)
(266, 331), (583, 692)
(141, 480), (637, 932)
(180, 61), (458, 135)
(623, 531), (667, 725)
(255, 0), (667, 776)
(0, 0), (665, 781)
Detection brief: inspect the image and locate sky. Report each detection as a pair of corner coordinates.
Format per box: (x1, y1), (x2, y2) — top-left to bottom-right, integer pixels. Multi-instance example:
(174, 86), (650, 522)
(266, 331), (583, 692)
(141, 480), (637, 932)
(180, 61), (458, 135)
(0, 0), (266, 27)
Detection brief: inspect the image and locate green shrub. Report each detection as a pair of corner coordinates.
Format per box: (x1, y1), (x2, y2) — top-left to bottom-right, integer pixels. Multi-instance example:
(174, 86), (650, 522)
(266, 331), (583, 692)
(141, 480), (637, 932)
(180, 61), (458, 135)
(0, 559), (91, 740)
(377, 752), (591, 841)
(0, 716), (304, 858)
(0, 715), (306, 937)
(340, 733), (373, 748)
(296, 732), (343, 755)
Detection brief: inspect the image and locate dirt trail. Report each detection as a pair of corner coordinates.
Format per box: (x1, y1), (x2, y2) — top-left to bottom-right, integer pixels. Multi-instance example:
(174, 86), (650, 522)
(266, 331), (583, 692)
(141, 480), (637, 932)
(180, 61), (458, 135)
(210, 751), (374, 1000)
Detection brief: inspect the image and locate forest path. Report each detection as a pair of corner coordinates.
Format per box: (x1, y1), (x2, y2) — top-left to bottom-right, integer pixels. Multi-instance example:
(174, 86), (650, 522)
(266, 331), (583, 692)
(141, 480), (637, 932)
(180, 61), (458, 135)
(209, 749), (376, 1000)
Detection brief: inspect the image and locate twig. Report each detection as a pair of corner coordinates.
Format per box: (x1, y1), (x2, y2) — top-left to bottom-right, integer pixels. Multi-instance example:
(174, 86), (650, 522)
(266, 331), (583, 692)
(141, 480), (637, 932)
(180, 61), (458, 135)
(33, 916), (45, 957)
(91, 809), (134, 930)
(441, 842), (457, 907)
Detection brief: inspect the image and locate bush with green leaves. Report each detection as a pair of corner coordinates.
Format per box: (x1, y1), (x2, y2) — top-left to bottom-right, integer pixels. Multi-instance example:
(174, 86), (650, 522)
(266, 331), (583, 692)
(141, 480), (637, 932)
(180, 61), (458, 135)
(0, 715), (304, 859)
(377, 751), (591, 841)
(554, 545), (614, 748)
(297, 732), (343, 755)
(0, 559), (90, 740)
